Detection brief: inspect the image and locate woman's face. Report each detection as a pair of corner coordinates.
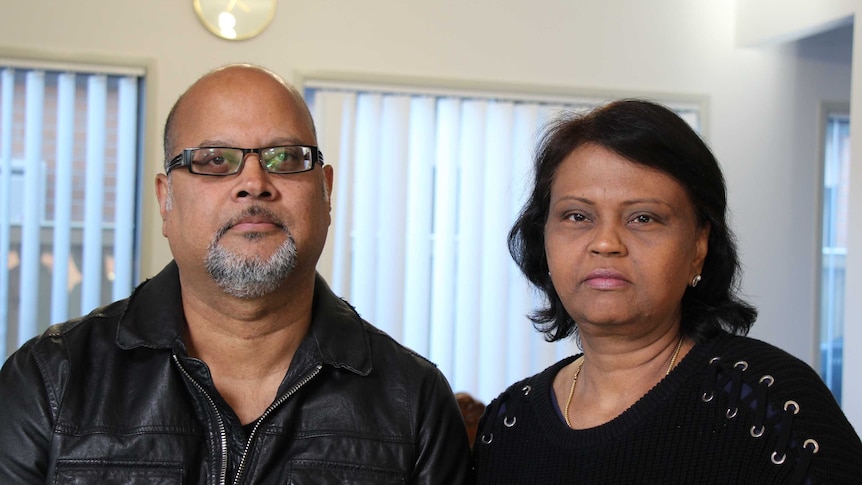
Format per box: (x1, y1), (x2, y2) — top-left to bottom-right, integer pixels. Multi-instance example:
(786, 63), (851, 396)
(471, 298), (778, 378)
(544, 143), (709, 337)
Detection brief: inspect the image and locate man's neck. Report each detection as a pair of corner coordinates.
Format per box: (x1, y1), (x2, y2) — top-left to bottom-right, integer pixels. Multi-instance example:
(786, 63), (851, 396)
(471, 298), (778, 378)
(179, 273), (316, 423)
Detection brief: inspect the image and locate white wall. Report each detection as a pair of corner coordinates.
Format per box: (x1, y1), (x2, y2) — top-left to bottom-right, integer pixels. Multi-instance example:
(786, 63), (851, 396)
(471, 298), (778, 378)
(1, 0), (855, 424)
(736, 0), (855, 46)
(736, 0), (862, 437)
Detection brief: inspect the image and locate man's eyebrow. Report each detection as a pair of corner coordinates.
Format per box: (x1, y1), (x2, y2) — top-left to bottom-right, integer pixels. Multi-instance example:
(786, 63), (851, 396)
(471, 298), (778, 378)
(267, 137), (313, 146)
(190, 137), (312, 148)
(193, 139), (231, 147)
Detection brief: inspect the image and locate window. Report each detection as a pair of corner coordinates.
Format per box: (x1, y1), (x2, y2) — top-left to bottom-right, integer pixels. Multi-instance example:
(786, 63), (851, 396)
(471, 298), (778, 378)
(0, 60), (145, 359)
(819, 109), (850, 404)
(306, 80), (702, 402)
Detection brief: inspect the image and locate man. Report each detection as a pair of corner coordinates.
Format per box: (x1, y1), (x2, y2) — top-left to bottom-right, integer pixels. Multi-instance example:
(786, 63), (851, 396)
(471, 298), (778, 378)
(0, 64), (471, 483)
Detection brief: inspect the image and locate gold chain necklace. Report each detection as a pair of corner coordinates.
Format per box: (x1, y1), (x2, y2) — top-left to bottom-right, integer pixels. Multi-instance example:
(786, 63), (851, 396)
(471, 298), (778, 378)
(564, 335), (684, 428)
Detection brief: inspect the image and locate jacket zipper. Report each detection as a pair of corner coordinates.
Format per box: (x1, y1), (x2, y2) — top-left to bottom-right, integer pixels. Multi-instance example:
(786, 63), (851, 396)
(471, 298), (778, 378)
(173, 354), (230, 485)
(232, 364), (323, 485)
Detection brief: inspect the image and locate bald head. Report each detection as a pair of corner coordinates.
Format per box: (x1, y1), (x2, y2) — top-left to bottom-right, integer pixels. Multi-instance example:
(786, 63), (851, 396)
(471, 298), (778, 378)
(163, 64), (317, 168)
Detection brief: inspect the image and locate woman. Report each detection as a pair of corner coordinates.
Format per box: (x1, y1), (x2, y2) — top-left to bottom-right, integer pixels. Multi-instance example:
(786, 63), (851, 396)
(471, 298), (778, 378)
(473, 99), (862, 484)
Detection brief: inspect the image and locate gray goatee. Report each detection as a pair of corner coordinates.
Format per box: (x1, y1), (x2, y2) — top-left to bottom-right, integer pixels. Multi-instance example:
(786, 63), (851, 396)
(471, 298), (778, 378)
(204, 207), (297, 299)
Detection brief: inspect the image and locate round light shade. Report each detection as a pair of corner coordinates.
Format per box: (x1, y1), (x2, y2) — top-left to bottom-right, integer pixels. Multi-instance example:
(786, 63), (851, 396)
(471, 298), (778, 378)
(193, 0), (277, 41)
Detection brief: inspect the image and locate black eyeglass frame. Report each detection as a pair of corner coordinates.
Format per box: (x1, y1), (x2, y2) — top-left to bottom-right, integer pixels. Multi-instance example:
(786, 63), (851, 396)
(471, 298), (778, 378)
(165, 145), (324, 176)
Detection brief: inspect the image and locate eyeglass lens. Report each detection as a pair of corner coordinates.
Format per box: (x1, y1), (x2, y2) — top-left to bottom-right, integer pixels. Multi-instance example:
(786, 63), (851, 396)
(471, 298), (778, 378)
(190, 146), (313, 175)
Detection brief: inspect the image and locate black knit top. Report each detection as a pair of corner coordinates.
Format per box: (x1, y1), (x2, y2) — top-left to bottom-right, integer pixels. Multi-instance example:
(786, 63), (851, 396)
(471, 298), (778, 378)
(473, 331), (862, 484)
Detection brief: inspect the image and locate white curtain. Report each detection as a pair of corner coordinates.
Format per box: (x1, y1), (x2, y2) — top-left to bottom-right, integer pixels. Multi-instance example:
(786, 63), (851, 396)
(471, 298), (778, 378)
(308, 84), (583, 403)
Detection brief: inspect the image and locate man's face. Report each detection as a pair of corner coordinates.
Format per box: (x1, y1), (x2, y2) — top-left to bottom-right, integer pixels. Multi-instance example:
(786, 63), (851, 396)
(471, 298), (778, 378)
(156, 67), (333, 298)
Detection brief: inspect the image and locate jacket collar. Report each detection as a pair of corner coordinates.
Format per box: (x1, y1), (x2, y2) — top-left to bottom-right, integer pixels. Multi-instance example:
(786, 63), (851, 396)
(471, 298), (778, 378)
(116, 261), (185, 350)
(116, 261), (372, 376)
(306, 274), (373, 376)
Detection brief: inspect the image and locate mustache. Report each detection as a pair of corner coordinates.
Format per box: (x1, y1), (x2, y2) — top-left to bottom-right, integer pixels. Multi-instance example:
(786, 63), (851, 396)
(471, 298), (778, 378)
(213, 206), (287, 241)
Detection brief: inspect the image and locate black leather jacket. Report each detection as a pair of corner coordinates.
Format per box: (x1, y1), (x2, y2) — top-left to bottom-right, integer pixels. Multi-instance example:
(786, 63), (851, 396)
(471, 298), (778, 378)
(0, 262), (472, 484)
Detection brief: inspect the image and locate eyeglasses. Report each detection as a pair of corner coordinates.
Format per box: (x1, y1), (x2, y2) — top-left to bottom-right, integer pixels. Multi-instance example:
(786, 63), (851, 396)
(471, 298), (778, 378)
(165, 145), (324, 176)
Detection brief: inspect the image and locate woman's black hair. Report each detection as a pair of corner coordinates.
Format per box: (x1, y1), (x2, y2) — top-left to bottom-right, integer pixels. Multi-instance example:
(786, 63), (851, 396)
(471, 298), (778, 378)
(508, 99), (757, 342)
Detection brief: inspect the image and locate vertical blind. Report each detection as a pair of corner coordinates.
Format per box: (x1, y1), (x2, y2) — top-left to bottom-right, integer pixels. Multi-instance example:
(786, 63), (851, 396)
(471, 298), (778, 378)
(0, 61), (144, 359)
(308, 82), (703, 403)
(307, 83), (599, 402)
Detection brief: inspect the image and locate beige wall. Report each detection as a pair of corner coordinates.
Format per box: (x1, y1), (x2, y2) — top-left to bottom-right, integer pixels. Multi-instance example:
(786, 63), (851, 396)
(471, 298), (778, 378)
(2, 0), (857, 424)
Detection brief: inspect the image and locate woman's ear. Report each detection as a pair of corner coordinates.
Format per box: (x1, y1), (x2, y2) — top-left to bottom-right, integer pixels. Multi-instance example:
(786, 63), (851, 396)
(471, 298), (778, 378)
(692, 222), (711, 276)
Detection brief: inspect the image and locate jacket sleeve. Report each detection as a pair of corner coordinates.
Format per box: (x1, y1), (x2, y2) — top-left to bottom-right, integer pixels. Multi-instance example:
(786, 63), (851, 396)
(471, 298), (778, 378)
(0, 344), (53, 483)
(410, 368), (473, 484)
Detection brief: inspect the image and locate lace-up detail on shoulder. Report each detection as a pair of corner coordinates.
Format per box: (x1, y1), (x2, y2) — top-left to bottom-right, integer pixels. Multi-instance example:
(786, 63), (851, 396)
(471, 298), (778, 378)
(474, 359), (574, 457)
(474, 337), (862, 484)
(477, 385), (527, 447)
(700, 355), (819, 484)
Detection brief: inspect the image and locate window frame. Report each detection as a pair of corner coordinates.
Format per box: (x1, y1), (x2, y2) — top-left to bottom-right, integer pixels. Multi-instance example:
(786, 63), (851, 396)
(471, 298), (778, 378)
(816, 101), (850, 404)
(0, 51), (150, 358)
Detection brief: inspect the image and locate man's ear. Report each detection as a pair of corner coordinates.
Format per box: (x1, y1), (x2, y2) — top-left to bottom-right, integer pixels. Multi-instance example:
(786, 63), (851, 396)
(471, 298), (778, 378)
(155, 173), (170, 236)
(323, 164), (334, 208)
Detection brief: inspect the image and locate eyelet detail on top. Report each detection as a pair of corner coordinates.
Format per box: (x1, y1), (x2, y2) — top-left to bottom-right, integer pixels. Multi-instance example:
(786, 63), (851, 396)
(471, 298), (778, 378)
(481, 433), (493, 444)
(750, 375), (774, 438)
(503, 416), (516, 427)
(725, 361), (748, 419)
(750, 425), (765, 438)
(522, 385), (531, 396)
(788, 439), (819, 484)
(802, 439), (819, 454)
(769, 401), (801, 466)
(700, 353), (819, 484)
(771, 451), (787, 465)
(701, 357), (722, 402)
